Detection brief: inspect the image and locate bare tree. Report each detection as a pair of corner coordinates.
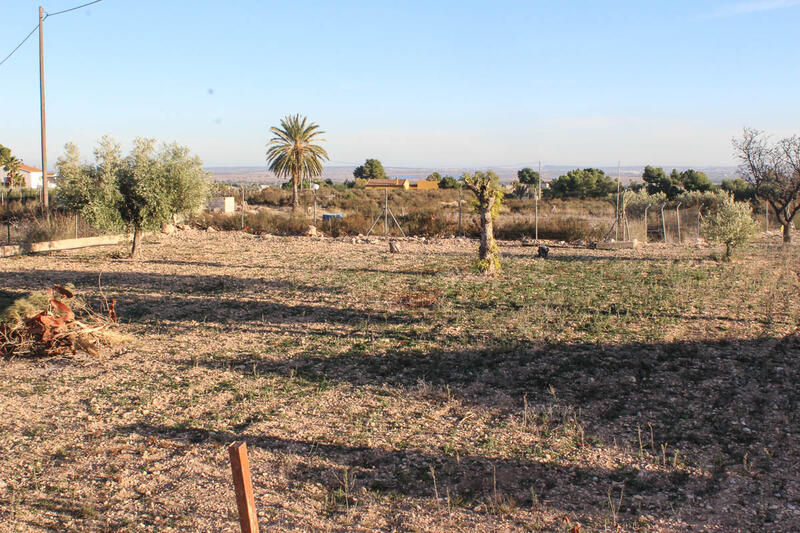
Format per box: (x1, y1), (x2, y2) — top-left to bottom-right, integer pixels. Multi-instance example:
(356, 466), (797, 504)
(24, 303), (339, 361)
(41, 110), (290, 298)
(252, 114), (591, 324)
(733, 128), (800, 243)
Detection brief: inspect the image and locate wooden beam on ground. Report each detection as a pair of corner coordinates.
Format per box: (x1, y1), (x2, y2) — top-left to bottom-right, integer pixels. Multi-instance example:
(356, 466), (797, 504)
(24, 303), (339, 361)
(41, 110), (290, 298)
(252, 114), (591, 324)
(229, 441), (259, 533)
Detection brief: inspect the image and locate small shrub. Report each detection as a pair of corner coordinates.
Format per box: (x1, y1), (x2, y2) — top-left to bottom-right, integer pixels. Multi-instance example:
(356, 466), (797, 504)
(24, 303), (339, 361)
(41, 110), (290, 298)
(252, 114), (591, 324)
(701, 195), (758, 258)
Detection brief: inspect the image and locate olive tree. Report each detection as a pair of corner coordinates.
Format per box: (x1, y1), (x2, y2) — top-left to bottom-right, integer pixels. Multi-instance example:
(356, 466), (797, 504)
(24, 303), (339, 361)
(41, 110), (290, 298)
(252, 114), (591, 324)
(702, 194), (757, 259)
(461, 170), (503, 274)
(734, 128), (800, 243)
(56, 136), (208, 257)
(160, 142), (209, 223)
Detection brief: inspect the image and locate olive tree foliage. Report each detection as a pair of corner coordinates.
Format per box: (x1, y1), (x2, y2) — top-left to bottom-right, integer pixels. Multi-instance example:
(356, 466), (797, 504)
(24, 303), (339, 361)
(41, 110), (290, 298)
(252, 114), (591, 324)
(733, 128), (800, 243)
(57, 137), (124, 230)
(701, 193), (757, 258)
(117, 138), (175, 257)
(160, 142), (209, 222)
(461, 170), (503, 274)
(56, 136), (209, 257)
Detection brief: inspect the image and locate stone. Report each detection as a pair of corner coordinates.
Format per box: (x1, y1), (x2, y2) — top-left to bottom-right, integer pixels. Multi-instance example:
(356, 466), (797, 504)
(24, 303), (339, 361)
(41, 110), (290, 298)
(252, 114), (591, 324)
(537, 245), (549, 258)
(305, 225), (318, 237)
(389, 241), (401, 253)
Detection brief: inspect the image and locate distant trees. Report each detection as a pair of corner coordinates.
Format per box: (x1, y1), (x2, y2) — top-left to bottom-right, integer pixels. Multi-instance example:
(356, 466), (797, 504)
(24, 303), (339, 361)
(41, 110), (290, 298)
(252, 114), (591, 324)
(56, 136), (208, 257)
(720, 178), (756, 202)
(642, 166), (682, 198)
(679, 169), (713, 192)
(426, 171), (441, 182)
(438, 175), (460, 189)
(702, 194), (758, 258)
(461, 171), (503, 274)
(267, 114), (329, 211)
(353, 159), (386, 181)
(734, 128), (800, 243)
(517, 167), (541, 195)
(642, 166), (714, 198)
(547, 168), (617, 199)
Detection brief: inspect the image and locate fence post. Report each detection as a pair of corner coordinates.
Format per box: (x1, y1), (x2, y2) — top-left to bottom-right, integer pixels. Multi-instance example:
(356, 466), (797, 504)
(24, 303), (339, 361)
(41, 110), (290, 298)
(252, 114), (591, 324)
(241, 186), (246, 230)
(675, 202), (682, 244)
(458, 187), (463, 237)
(75, 214), (79, 239)
(643, 204), (650, 243)
(697, 204), (701, 240)
(660, 203), (667, 243)
(229, 442), (259, 533)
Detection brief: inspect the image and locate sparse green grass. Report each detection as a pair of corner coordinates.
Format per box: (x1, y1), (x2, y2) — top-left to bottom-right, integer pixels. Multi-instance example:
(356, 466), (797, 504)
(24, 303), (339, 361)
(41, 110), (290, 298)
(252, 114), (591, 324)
(0, 230), (798, 531)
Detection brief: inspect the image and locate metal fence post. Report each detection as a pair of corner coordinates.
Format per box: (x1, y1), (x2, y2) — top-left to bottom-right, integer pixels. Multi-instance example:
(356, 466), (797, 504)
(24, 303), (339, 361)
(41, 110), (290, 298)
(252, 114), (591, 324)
(660, 203), (667, 243)
(675, 202), (682, 244)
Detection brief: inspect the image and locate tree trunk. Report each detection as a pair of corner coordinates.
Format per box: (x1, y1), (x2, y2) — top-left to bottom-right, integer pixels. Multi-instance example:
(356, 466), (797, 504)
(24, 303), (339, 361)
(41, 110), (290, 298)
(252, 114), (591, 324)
(291, 172), (299, 212)
(130, 226), (141, 259)
(478, 196), (498, 274)
(783, 221), (792, 243)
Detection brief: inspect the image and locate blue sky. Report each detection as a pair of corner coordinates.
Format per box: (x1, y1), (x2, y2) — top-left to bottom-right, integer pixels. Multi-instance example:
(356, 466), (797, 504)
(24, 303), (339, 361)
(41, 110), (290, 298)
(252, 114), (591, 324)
(1, 0), (799, 169)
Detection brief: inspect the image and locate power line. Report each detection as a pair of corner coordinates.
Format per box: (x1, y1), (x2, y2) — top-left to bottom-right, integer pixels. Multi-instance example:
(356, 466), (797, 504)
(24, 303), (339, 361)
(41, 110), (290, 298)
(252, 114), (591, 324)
(46, 0), (104, 17)
(0, 25), (38, 68)
(0, 0), (104, 69)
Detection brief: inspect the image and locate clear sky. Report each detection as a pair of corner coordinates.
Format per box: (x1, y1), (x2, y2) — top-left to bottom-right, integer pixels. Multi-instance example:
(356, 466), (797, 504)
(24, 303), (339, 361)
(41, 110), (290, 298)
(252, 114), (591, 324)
(2, 0), (799, 169)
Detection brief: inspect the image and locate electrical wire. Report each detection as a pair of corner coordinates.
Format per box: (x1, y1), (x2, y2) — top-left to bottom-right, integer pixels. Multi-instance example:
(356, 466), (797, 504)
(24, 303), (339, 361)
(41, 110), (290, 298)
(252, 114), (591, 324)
(0, 0), (104, 69)
(45, 0), (104, 17)
(0, 25), (38, 68)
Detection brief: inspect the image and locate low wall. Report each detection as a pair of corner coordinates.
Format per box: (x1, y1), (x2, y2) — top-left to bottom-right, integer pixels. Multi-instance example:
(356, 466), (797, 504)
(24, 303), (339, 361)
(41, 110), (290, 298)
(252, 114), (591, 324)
(0, 234), (129, 258)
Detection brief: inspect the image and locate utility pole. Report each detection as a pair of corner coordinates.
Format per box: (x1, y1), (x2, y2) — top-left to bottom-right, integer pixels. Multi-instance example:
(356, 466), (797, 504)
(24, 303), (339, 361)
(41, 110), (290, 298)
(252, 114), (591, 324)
(39, 6), (49, 222)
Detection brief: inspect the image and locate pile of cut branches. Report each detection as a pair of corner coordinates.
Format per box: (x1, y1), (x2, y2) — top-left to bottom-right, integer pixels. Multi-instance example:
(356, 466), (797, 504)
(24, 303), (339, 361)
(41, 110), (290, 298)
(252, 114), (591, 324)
(0, 285), (127, 358)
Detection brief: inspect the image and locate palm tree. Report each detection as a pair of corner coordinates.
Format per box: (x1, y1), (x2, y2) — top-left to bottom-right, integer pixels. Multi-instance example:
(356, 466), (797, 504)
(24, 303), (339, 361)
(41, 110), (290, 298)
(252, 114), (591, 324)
(266, 114), (329, 211)
(3, 156), (23, 188)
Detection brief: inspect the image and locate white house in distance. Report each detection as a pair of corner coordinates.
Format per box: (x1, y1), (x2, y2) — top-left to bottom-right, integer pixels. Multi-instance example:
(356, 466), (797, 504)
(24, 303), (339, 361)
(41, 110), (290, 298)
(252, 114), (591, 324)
(0, 164), (57, 189)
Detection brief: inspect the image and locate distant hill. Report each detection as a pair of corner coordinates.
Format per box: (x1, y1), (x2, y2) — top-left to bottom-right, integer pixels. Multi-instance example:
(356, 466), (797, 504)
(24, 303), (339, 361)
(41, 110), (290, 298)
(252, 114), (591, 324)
(207, 165), (740, 185)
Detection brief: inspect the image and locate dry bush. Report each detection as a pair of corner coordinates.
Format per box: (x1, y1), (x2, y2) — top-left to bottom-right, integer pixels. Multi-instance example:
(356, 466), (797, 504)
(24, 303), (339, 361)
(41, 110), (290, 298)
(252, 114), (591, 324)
(495, 216), (609, 241)
(194, 210), (312, 235)
(21, 212), (104, 243)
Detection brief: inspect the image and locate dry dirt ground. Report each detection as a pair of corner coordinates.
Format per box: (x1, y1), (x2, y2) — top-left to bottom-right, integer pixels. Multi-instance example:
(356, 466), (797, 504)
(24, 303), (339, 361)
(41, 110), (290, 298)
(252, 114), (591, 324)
(0, 230), (798, 532)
